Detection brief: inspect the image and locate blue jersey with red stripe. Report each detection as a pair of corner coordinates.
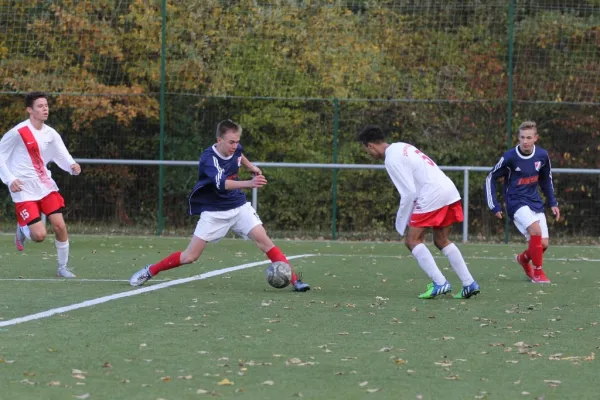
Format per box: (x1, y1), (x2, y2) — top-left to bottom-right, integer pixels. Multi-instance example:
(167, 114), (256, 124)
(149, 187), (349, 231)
(188, 144), (247, 215)
(484, 145), (558, 218)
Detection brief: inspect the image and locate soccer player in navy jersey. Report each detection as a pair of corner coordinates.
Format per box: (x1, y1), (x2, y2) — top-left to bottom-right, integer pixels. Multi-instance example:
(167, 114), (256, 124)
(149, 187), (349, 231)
(129, 120), (310, 291)
(485, 121), (560, 283)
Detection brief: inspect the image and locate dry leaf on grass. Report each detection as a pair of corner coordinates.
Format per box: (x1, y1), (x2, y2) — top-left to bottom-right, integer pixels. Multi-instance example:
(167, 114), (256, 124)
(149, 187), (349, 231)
(47, 381), (61, 386)
(74, 394), (90, 399)
(262, 380), (274, 385)
(366, 388), (381, 393)
(217, 378), (233, 386)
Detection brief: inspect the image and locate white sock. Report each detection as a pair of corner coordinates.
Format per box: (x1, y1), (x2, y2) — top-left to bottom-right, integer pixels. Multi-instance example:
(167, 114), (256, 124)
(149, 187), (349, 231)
(442, 243), (474, 286)
(20, 225), (31, 240)
(412, 243), (446, 285)
(55, 239), (69, 268)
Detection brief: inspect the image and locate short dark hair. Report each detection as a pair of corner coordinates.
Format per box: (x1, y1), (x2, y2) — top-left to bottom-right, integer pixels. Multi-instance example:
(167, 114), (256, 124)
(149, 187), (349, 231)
(216, 119), (242, 138)
(357, 125), (385, 146)
(25, 91), (47, 108)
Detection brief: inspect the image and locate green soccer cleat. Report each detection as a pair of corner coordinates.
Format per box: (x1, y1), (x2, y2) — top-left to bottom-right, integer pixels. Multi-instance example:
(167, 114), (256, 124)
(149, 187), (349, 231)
(453, 281), (481, 299)
(418, 281), (452, 299)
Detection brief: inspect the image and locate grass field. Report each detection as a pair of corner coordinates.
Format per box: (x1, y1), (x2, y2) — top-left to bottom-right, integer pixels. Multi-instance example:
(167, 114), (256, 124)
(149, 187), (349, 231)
(0, 235), (599, 400)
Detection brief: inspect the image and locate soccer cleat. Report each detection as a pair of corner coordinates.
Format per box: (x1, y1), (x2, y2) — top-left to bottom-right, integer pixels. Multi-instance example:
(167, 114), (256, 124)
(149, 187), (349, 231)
(130, 265), (153, 286)
(15, 225), (25, 252)
(453, 281), (481, 299)
(57, 266), (76, 278)
(531, 268), (551, 284)
(293, 279), (311, 292)
(418, 281), (452, 299)
(514, 254), (535, 280)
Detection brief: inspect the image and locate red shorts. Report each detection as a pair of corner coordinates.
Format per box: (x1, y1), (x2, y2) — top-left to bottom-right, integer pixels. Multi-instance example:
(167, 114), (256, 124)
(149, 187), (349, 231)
(15, 192), (65, 227)
(409, 200), (464, 229)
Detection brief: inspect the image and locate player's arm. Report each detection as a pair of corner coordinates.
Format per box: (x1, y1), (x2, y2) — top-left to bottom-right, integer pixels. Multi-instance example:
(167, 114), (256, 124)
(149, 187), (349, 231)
(0, 130), (21, 191)
(385, 158), (417, 236)
(50, 131), (80, 175)
(200, 156), (266, 191)
(240, 154), (262, 176)
(539, 154), (560, 221)
(484, 156), (509, 218)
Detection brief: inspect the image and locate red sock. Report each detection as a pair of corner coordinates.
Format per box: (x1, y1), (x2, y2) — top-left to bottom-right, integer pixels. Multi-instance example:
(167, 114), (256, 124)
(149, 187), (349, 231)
(518, 250), (530, 263)
(149, 251), (182, 276)
(266, 246), (298, 284)
(527, 235), (543, 268)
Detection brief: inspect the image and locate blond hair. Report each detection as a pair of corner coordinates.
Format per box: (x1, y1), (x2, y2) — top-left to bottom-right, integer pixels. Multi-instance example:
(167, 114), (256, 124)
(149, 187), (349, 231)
(518, 121), (537, 133)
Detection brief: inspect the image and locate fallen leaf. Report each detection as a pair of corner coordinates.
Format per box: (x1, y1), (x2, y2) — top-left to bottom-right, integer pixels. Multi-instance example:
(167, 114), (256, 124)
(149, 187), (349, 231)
(359, 381), (368, 387)
(196, 389), (209, 394)
(102, 362), (112, 368)
(74, 394), (90, 399)
(177, 375), (192, 380)
(366, 388), (381, 393)
(160, 376), (171, 382)
(218, 378), (233, 386)
(47, 381), (61, 386)
(262, 380), (274, 385)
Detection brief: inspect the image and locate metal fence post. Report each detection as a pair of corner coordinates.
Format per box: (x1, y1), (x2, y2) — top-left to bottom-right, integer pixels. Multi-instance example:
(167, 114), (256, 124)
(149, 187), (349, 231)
(157, 0), (167, 236)
(252, 187), (258, 210)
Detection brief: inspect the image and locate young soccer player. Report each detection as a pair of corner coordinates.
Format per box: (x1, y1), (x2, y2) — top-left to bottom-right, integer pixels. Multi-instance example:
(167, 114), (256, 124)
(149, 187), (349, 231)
(0, 91), (81, 278)
(485, 121), (560, 283)
(129, 120), (311, 291)
(357, 126), (480, 299)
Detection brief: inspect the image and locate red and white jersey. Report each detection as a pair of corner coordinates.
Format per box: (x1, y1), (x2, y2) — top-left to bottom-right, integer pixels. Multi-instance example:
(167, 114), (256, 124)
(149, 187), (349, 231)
(384, 142), (461, 235)
(0, 119), (76, 203)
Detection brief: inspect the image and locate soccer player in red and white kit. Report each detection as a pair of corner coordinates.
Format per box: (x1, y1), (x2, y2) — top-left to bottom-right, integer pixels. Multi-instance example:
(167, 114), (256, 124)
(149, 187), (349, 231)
(357, 126), (480, 299)
(129, 120), (310, 292)
(0, 92), (81, 278)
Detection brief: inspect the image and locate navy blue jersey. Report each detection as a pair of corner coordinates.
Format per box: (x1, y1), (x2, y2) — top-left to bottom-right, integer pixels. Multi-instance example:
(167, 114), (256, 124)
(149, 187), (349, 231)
(188, 144), (247, 215)
(485, 145), (558, 218)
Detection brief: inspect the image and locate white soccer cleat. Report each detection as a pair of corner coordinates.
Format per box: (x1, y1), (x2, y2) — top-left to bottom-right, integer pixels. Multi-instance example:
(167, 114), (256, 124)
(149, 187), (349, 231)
(57, 266), (76, 278)
(130, 265), (153, 286)
(15, 225), (26, 252)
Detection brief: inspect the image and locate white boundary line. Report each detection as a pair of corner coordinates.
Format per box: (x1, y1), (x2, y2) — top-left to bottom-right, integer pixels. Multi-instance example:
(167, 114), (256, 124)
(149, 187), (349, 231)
(316, 253), (600, 262)
(0, 254), (314, 328)
(0, 278), (170, 282)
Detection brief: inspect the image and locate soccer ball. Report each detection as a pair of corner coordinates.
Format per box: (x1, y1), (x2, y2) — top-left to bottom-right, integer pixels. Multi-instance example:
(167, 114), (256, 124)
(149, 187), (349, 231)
(265, 261), (292, 289)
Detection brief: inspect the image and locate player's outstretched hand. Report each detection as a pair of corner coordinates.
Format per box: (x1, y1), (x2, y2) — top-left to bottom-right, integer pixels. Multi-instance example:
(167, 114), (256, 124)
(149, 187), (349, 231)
(551, 206), (560, 221)
(71, 163), (81, 175)
(494, 211), (503, 219)
(249, 174), (267, 188)
(9, 179), (23, 192)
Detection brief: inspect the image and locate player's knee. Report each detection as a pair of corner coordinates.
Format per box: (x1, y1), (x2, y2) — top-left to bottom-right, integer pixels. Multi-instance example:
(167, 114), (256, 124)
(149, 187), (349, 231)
(52, 222), (67, 236)
(31, 231), (46, 242)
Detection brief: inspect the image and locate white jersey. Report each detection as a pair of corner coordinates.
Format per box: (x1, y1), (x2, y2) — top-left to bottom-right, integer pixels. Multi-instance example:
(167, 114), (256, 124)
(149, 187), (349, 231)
(384, 142), (461, 235)
(0, 119), (76, 203)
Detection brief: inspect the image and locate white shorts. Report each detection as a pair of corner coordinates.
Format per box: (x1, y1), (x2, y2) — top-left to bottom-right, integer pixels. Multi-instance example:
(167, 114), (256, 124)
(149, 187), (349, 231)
(193, 202), (262, 243)
(513, 206), (548, 240)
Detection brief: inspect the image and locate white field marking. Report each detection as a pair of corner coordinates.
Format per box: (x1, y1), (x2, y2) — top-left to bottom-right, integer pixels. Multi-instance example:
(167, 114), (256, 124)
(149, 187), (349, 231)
(316, 253), (600, 262)
(0, 254), (314, 328)
(0, 278), (170, 282)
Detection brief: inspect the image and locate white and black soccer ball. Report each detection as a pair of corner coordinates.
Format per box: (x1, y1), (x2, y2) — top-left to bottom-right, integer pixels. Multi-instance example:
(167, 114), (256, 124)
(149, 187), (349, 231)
(265, 261), (292, 289)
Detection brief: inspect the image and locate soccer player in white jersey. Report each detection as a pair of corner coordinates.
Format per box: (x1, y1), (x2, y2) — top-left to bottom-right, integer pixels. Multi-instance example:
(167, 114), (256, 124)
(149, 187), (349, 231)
(485, 121), (559, 284)
(357, 126), (480, 299)
(129, 120), (310, 292)
(0, 92), (81, 278)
